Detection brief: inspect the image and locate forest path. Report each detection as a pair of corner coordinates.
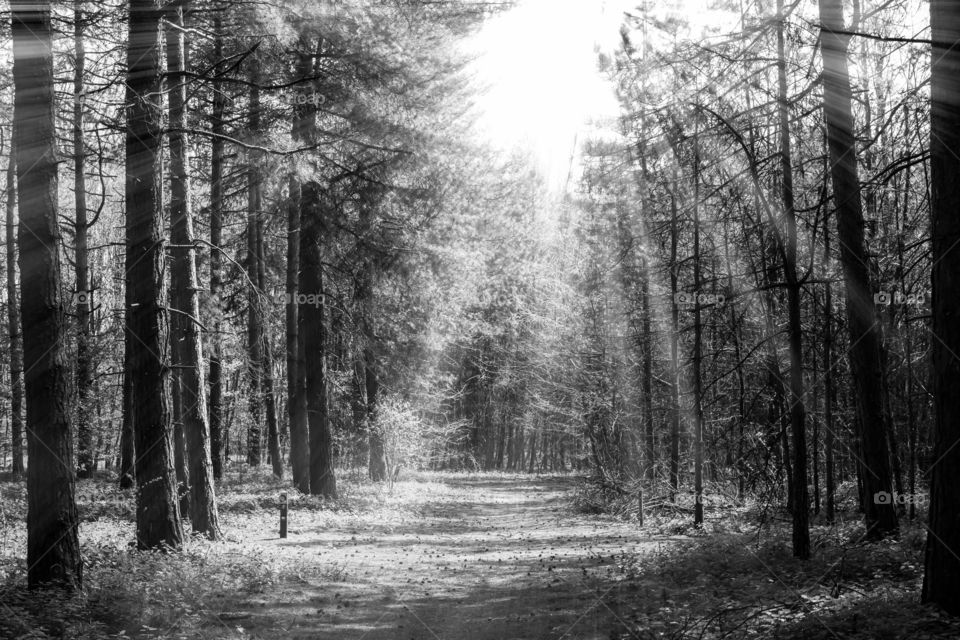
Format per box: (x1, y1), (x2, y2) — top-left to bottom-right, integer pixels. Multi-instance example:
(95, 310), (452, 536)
(214, 474), (660, 639)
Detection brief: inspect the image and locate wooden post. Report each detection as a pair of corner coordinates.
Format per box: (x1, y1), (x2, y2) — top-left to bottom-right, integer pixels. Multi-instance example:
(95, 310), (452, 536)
(279, 493), (287, 538)
(637, 488), (644, 527)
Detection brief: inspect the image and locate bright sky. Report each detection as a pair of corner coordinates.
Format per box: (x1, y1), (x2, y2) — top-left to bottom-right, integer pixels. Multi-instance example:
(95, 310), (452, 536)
(467, 0), (631, 189)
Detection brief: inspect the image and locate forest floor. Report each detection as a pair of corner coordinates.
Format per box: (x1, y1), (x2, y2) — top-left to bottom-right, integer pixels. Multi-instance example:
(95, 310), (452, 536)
(1, 467), (959, 639)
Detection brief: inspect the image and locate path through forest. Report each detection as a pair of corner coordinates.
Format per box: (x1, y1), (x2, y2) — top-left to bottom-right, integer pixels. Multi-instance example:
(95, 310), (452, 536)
(214, 475), (660, 639)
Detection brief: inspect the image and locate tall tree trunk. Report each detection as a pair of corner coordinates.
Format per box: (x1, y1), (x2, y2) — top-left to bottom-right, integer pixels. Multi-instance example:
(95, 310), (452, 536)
(172, 378), (189, 516)
(640, 253), (654, 481)
(287, 45), (318, 492)
(922, 0), (960, 614)
(119, 334), (135, 489)
(692, 123), (704, 527)
(126, 0), (183, 550)
(778, 0), (810, 558)
(5, 152), (23, 479)
(245, 78), (263, 467)
(73, 0), (95, 479)
(287, 175), (309, 492)
(818, 0), (898, 539)
(365, 344), (385, 480)
(207, 11), (225, 480)
(300, 182), (337, 498)
(823, 155), (836, 524)
(258, 216), (282, 478)
(166, 0), (220, 538)
(358, 201), (387, 482)
(12, 0), (83, 588)
(668, 184), (681, 499)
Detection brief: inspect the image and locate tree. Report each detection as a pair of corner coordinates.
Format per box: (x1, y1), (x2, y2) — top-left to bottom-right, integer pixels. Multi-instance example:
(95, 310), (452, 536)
(301, 181), (337, 498)
(817, 0), (898, 539)
(245, 75), (264, 468)
(207, 8), (226, 480)
(73, 0), (95, 479)
(166, 0), (221, 539)
(12, 0), (83, 588)
(126, 0), (183, 550)
(5, 149), (23, 479)
(286, 46), (314, 494)
(777, 0), (809, 558)
(358, 194), (388, 482)
(922, 0), (960, 614)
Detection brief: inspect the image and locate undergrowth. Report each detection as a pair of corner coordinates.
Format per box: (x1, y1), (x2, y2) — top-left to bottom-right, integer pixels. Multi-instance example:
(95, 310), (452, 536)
(0, 463), (447, 639)
(571, 477), (956, 639)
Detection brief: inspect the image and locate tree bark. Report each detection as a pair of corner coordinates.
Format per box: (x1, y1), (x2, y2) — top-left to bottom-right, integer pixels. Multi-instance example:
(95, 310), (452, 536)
(166, 0), (220, 538)
(207, 10), (225, 480)
(119, 332), (135, 489)
(668, 183), (681, 499)
(300, 182), (337, 498)
(287, 45), (318, 493)
(126, 0), (183, 550)
(258, 215), (282, 478)
(287, 175), (309, 492)
(817, 0), (898, 539)
(922, 0), (960, 614)
(4, 151), (23, 479)
(12, 0), (83, 588)
(73, 0), (95, 479)
(692, 123), (704, 527)
(358, 200), (387, 482)
(245, 77), (263, 467)
(778, 0), (810, 558)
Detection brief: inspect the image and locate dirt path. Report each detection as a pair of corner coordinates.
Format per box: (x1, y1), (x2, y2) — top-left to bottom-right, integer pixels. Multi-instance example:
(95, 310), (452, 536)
(214, 474), (658, 639)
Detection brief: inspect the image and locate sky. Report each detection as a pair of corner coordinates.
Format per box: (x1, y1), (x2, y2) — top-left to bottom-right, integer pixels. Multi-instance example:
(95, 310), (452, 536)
(466, 0), (632, 190)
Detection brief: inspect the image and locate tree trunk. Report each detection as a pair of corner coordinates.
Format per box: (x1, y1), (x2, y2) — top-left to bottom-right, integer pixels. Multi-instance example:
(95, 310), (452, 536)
(12, 0), (83, 588)
(258, 215), (283, 478)
(172, 379), (189, 517)
(817, 0), (898, 539)
(245, 78), (263, 467)
(126, 0), (183, 550)
(778, 0), (810, 558)
(119, 338), (135, 489)
(823, 156), (836, 524)
(166, 0), (220, 538)
(922, 0), (960, 614)
(300, 181), (337, 498)
(287, 174), (309, 492)
(366, 343), (386, 481)
(287, 45), (319, 493)
(73, 0), (95, 479)
(358, 201), (387, 482)
(5, 151), (23, 479)
(207, 11), (225, 481)
(692, 123), (704, 527)
(668, 183), (681, 499)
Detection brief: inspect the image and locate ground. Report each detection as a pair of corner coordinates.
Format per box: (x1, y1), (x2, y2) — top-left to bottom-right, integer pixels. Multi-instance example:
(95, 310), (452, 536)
(1, 468), (959, 639)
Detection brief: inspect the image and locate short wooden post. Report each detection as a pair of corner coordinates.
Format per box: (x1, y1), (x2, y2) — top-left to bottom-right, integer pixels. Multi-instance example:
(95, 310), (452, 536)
(637, 488), (644, 526)
(279, 493), (288, 538)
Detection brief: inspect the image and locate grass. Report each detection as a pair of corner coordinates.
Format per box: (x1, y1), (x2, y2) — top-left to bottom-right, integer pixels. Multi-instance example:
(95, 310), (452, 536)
(571, 477), (959, 639)
(0, 463), (455, 640)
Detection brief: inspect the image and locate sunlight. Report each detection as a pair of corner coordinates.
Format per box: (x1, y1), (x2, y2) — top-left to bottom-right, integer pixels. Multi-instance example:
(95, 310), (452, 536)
(466, 0), (628, 188)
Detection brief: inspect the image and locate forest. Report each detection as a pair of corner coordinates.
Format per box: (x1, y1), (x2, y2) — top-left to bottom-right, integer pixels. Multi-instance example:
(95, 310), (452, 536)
(1, 0), (960, 638)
